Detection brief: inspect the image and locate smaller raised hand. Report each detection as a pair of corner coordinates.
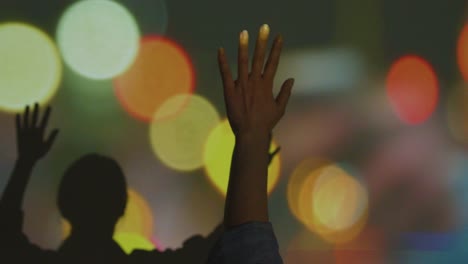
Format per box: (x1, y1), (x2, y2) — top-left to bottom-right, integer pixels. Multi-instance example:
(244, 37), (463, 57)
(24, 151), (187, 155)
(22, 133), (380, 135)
(16, 103), (59, 163)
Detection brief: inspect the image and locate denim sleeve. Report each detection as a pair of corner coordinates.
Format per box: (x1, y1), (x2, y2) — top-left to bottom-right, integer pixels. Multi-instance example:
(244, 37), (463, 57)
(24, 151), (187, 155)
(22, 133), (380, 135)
(206, 221), (283, 264)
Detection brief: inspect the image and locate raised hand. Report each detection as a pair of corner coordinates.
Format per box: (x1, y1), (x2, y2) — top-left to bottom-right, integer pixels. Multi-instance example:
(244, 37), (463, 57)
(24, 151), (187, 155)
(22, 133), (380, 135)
(218, 24), (294, 229)
(217, 24), (294, 138)
(15, 103), (59, 163)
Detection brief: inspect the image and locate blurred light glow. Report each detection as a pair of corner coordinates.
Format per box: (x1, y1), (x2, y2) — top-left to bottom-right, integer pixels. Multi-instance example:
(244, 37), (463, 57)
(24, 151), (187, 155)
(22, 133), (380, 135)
(334, 227), (387, 264)
(119, 0), (169, 35)
(313, 166), (367, 231)
(287, 158), (331, 221)
(114, 36), (195, 122)
(275, 48), (365, 94)
(150, 94), (220, 171)
(457, 24), (468, 83)
(203, 119), (281, 196)
(289, 161), (368, 244)
(386, 55), (439, 125)
(114, 232), (155, 254)
(116, 189), (154, 239)
(62, 188), (154, 239)
(0, 23), (61, 112)
(57, 0), (140, 79)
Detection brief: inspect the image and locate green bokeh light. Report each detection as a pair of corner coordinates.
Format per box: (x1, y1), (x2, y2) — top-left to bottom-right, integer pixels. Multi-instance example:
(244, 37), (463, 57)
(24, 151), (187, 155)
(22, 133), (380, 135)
(114, 232), (155, 254)
(0, 23), (62, 113)
(57, 0), (140, 80)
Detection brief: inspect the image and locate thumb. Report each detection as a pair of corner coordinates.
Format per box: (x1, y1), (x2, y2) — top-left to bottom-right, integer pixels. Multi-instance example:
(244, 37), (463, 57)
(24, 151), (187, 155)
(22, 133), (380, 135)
(276, 78), (294, 115)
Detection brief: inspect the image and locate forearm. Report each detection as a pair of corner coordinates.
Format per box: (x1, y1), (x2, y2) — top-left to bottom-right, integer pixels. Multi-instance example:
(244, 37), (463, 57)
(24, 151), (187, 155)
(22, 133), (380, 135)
(224, 133), (270, 227)
(1, 159), (35, 210)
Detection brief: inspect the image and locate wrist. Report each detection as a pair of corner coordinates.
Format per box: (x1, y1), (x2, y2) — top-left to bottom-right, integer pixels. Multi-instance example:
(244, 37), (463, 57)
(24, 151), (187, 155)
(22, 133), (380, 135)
(16, 157), (38, 168)
(235, 132), (270, 145)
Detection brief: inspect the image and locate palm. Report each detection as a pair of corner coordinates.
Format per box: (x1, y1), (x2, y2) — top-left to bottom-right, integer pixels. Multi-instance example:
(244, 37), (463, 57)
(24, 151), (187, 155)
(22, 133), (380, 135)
(218, 25), (294, 137)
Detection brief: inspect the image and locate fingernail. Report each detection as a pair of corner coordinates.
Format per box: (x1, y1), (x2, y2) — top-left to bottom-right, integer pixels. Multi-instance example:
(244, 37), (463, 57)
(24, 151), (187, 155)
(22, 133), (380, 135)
(240, 30), (248, 45)
(219, 47), (224, 54)
(260, 24), (270, 39)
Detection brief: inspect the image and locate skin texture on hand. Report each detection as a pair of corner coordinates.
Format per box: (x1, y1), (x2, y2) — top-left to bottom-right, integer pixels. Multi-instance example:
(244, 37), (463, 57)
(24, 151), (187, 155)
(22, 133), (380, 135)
(218, 24), (294, 227)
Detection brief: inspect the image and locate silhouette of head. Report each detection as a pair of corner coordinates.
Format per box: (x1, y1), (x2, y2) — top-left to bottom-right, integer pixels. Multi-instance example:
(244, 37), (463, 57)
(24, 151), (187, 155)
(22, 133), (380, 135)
(58, 154), (127, 235)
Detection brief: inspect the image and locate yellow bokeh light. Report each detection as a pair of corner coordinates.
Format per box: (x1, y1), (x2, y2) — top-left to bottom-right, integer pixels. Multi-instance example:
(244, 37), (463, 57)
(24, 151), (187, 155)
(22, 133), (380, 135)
(0, 23), (62, 112)
(312, 166), (367, 231)
(290, 161), (368, 244)
(57, 0), (139, 79)
(287, 158), (331, 221)
(114, 232), (155, 254)
(116, 189), (154, 238)
(62, 188), (154, 239)
(150, 94), (220, 171)
(203, 119), (281, 196)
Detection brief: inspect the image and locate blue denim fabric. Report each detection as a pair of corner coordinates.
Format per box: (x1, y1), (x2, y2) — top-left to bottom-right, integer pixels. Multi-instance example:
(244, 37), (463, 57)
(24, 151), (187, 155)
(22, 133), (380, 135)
(207, 222), (283, 264)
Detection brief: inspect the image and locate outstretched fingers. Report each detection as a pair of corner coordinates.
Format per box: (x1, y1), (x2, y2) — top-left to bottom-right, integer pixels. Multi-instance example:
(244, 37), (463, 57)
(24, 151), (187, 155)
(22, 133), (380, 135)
(23, 105), (30, 129)
(32, 103), (40, 128)
(39, 106), (52, 132)
(251, 24), (270, 79)
(238, 30), (249, 84)
(263, 35), (283, 81)
(276, 78), (295, 116)
(218, 48), (235, 94)
(44, 129), (59, 152)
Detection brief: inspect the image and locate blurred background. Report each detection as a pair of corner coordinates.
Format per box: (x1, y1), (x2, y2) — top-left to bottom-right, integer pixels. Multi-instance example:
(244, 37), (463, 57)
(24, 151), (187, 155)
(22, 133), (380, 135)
(1, 0), (468, 263)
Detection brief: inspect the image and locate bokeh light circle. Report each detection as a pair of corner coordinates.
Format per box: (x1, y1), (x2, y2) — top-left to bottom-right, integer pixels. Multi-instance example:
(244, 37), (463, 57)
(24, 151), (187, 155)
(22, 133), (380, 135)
(289, 161), (368, 244)
(114, 232), (155, 254)
(114, 36), (195, 122)
(62, 188), (154, 239)
(0, 23), (62, 112)
(312, 166), (368, 232)
(57, 0), (140, 79)
(287, 158), (331, 221)
(150, 94), (220, 171)
(386, 55), (439, 125)
(116, 189), (154, 238)
(457, 24), (468, 83)
(203, 119), (281, 196)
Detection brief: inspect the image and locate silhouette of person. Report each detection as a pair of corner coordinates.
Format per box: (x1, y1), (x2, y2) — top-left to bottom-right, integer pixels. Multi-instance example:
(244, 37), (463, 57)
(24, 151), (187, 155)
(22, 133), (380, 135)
(207, 24), (294, 264)
(0, 103), (223, 263)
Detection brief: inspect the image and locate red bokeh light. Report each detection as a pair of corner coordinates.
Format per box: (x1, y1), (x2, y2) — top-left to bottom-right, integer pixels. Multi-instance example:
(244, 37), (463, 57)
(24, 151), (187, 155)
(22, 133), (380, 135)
(457, 24), (468, 83)
(386, 55), (439, 125)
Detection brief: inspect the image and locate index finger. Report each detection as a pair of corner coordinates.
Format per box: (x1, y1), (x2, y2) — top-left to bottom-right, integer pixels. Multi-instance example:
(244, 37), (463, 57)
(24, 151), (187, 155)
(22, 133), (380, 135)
(218, 48), (235, 93)
(39, 106), (52, 131)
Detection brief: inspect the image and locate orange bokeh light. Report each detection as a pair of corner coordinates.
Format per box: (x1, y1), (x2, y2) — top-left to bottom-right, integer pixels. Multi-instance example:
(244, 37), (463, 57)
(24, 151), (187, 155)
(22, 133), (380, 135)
(457, 24), (468, 83)
(114, 36), (195, 122)
(386, 55), (438, 125)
